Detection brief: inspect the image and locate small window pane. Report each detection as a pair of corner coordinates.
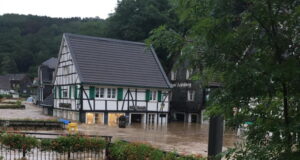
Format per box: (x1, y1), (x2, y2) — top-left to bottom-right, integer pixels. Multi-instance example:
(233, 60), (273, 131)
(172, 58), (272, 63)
(112, 88), (116, 98)
(95, 88), (100, 98)
(100, 88), (105, 98)
(107, 88), (111, 98)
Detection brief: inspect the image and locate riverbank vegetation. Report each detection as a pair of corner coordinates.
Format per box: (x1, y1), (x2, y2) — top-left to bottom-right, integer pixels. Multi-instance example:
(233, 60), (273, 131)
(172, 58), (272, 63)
(148, 0), (300, 159)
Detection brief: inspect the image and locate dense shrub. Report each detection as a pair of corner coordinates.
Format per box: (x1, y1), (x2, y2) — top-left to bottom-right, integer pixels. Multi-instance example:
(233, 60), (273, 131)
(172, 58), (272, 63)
(108, 141), (205, 160)
(0, 133), (107, 154)
(0, 133), (38, 152)
(40, 135), (107, 153)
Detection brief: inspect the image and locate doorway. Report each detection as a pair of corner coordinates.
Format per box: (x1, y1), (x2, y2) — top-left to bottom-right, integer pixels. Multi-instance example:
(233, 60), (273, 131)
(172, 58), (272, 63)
(131, 114), (144, 123)
(191, 114), (198, 123)
(175, 113), (185, 122)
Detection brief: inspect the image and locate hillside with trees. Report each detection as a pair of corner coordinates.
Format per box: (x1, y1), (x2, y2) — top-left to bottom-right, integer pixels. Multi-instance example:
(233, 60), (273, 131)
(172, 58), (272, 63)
(0, 14), (107, 77)
(0, 0), (175, 77)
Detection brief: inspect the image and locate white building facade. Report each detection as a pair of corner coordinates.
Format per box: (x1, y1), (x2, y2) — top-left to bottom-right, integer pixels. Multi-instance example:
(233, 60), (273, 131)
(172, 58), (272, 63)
(53, 33), (171, 125)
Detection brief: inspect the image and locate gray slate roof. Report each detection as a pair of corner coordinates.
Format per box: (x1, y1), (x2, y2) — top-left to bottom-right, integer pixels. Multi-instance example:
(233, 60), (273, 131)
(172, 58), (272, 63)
(7, 74), (27, 81)
(41, 57), (58, 69)
(0, 75), (11, 90)
(64, 33), (171, 89)
(40, 93), (54, 107)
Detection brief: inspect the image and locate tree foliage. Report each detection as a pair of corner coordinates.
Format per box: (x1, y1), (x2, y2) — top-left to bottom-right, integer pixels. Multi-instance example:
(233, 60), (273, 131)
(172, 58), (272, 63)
(106, 0), (175, 42)
(0, 14), (107, 77)
(148, 0), (300, 159)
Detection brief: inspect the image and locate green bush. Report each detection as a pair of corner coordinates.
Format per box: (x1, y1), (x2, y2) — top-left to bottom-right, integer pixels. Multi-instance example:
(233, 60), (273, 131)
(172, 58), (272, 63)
(0, 133), (38, 152)
(16, 100), (21, 107)
(40, 135), (107, 153)
(109, 141), (205, 160)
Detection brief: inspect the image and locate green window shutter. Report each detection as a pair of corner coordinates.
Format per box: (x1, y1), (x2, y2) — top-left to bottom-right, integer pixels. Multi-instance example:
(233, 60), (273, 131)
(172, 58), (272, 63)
(117, 88), (123, 100)
(74, 85), (78, 99)
(69, 86), (72, 98)
(146, 90), (150, 101)
(58, 86), (62, 99)
(89, 86), (95, 99)
(53, 87), (56, 99)
(158, 91), (162, 102)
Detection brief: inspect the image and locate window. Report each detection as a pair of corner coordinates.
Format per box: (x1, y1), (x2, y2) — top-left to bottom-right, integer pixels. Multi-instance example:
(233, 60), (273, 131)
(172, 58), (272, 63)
(95, 88), (105, 98)
(107, 88), (116, 99)
(150, 90), (157, 101)
(62, 88), (68, 98)
(162, 92), (168, 101)
(187, 90), (195, 101)
(171, 71), (177, 80)
(186, 69), (193, 80)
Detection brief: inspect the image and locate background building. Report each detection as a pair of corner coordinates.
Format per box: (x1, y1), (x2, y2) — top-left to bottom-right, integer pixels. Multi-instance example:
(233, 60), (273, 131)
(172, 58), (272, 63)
(169, 61), (205, 123)
(37, 57), (58, 104)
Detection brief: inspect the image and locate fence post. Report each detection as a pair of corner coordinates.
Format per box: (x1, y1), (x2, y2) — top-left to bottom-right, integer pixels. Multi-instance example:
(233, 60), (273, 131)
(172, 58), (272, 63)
(22, 134), (26, 158)
(105, 137), (112, 160)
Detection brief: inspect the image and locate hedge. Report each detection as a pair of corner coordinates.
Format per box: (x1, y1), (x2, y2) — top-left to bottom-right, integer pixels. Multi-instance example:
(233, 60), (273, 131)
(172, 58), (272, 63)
(108, 141), (206, 160)
(0, 133), (107, 154)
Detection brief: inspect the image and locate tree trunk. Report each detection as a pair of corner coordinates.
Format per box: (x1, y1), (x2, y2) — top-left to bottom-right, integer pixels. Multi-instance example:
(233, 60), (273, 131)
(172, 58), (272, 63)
(282, 82), (291, 150)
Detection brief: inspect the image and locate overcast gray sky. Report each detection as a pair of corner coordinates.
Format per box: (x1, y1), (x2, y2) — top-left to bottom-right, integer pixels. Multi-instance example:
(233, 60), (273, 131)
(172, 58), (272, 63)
(0, 0), (118, 19)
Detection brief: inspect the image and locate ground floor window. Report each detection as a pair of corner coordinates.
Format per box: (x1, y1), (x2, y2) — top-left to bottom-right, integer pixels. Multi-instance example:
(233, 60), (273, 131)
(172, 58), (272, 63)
(86, 113), (95, 124)
(95, 113), (104, 124)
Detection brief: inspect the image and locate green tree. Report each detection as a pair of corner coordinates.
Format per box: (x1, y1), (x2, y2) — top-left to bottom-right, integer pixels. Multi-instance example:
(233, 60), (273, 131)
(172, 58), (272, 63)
(106, 0), (174, 41)
(1, 55), (18, 74)
(148, 0), (300, 159)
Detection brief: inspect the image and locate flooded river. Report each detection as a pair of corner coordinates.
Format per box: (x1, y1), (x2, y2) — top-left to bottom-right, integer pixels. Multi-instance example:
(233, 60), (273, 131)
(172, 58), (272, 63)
(78, 122), (238, 156)
(0, 103), (238, 156)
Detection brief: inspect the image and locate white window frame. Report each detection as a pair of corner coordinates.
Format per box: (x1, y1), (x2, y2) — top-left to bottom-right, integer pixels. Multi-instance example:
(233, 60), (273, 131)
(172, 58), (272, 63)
(62, 87), (68, 98)
(95, 88), (105, 99)
(149, 90), (157, 101)
(107, 88), (117, 99)
(171, 71), (177, 81)
(187, 90), (195, 101)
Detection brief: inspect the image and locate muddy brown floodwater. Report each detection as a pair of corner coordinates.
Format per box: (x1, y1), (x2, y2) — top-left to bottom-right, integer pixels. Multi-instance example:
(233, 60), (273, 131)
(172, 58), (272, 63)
(78, 122), (238, 156)
(0, 103), (239, 157)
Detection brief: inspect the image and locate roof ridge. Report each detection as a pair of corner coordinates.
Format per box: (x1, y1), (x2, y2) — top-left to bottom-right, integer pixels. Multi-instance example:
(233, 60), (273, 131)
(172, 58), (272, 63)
(64, 33), (146, 46)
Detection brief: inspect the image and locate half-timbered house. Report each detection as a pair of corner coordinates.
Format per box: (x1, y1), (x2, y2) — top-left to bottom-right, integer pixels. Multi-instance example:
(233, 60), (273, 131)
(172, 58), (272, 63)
(53, 33), (172, 125)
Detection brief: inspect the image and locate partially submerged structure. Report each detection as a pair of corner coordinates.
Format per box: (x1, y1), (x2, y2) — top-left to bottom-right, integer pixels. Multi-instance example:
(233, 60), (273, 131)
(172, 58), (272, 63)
(53, 33), (172, 125)
(169, 61), (205, 123)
